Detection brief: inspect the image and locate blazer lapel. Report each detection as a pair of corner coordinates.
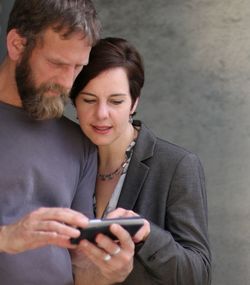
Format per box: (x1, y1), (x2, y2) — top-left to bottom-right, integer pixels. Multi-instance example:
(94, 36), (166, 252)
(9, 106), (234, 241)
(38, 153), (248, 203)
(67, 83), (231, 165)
(117, 159), (149, 209)
(117, 121), (156, 210)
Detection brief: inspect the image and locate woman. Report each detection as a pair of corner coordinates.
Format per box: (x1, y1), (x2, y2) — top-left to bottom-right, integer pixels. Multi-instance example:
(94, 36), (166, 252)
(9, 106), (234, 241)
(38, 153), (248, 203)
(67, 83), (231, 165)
(70, 37), (211, 285)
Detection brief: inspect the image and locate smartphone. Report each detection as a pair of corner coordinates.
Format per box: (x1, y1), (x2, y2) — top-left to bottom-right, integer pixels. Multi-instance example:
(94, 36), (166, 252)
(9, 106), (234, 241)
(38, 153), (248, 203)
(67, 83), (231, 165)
(70, 217), (144, 244)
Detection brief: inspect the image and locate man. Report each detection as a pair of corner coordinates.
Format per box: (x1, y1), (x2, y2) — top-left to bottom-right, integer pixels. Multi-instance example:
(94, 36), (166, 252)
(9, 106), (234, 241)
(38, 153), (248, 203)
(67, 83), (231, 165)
(0, 1), (100, 284)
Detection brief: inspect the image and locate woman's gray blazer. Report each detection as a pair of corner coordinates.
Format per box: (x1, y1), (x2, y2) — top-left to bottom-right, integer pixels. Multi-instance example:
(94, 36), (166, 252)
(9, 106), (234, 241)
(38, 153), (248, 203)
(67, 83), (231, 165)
(117, 120), (211, 285)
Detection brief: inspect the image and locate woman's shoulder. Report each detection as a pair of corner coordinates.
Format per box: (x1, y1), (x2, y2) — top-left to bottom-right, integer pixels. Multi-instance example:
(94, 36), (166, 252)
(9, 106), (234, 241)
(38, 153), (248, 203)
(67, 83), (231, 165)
(136, 121), (200, 163)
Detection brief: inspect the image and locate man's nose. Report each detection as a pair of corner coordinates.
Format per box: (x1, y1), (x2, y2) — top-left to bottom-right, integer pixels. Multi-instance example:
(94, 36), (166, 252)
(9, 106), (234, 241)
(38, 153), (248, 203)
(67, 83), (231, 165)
(57, 66), (76, 91)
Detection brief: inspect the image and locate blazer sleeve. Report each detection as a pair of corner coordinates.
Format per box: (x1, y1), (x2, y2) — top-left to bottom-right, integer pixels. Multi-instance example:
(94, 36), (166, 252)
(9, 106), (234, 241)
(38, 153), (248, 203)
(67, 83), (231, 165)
(133, 153), (211, 285)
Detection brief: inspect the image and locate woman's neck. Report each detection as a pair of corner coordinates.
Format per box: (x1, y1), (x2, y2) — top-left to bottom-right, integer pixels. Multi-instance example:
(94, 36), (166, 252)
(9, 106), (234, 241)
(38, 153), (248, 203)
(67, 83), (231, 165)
(98, 124), (137, 174)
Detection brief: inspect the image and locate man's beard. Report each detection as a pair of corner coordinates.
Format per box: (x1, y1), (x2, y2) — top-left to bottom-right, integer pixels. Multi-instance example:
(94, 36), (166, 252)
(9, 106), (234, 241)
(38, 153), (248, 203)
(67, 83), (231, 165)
(15, 54), (69, 120)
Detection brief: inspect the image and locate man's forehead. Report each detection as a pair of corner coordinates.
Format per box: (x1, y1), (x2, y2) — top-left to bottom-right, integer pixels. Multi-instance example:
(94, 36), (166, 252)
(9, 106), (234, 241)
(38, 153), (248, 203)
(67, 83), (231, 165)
(38, 27), (89, 45)
(36, 27), (91, 59)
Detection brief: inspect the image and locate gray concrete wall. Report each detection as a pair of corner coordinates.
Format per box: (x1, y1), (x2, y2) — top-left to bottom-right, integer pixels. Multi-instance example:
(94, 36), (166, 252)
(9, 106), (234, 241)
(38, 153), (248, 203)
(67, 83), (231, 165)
(0, 0), (13, 62)
(1, 1), (250, 284)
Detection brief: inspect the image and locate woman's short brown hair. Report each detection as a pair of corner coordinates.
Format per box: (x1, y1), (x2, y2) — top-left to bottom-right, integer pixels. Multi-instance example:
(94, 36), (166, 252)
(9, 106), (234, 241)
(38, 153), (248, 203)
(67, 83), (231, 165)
(70, 37), (144, 107)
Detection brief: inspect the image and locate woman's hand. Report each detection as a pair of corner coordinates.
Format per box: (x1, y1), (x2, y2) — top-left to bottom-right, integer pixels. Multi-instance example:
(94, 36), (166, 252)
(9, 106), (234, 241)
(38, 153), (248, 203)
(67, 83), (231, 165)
(73, 223), (135, 284)
(106, 207), (151, 243)
(71, 208), (150, 284)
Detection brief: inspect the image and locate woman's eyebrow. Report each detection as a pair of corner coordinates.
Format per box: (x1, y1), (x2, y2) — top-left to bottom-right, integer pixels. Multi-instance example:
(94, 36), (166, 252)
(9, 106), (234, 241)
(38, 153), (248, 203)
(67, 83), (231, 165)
(79, 92), (127, 97)
(79, 91), (96, 96)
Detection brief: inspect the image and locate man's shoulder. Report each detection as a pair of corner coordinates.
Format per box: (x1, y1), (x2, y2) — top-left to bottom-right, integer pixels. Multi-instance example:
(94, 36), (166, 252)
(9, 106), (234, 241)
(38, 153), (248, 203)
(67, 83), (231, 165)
(56, 116), (94, 148)
(60, 115), (81, 129)
(57, 116), (84, 137)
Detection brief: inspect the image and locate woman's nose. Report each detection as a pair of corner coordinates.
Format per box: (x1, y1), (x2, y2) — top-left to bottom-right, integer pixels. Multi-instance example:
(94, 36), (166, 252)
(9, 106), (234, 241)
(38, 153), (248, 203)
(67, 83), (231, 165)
(96, 103), (109, 119)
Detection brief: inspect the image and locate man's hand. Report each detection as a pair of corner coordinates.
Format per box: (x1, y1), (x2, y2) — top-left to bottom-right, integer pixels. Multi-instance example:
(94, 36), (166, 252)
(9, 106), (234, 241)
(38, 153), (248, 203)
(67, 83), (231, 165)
(0, 207), (88, 254)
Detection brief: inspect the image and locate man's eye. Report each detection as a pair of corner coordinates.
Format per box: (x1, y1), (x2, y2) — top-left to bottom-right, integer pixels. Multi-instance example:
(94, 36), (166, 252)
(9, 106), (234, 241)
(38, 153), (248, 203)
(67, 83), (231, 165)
(75, 65), (84, 72)
(50, 62), (60, 67)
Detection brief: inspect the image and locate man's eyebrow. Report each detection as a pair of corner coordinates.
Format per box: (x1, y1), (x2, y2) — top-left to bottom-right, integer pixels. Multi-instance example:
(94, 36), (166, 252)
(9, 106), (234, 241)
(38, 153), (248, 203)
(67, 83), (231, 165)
(48, 57), (86, 67)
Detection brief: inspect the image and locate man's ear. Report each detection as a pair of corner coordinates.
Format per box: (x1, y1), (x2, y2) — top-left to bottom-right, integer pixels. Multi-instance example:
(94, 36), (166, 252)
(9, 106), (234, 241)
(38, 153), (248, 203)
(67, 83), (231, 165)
(6, 29), (26, 61)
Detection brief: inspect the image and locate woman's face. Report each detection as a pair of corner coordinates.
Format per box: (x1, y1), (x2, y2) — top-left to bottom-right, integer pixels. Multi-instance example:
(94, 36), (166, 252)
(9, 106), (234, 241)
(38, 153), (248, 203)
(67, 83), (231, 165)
(75, 67), (138, 146)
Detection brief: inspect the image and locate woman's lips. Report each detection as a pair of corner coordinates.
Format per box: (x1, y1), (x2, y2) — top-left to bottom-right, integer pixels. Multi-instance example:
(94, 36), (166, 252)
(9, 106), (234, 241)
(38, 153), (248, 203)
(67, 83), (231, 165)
(92, 125), (112, 134)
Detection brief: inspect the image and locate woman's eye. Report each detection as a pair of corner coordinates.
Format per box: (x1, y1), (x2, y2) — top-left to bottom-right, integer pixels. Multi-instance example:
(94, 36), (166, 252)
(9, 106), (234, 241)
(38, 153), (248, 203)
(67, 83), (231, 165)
(83, 99), (96, 104)
(111, 100), (123, 105)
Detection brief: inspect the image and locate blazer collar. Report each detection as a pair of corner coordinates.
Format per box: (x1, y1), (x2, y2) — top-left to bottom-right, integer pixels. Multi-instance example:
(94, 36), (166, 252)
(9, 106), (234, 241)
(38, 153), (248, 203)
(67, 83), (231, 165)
(117, 121), (156, 209)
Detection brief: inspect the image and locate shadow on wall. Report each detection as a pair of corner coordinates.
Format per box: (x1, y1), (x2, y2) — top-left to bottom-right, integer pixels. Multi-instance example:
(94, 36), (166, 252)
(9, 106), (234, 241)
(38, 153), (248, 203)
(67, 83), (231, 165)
(0, 1), (15, 63)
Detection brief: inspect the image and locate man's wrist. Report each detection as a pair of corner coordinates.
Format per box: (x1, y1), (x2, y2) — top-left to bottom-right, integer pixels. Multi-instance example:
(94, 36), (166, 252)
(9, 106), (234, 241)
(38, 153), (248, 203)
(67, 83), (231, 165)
(0, 225), (6, 253)
(73, 263), (114, 285)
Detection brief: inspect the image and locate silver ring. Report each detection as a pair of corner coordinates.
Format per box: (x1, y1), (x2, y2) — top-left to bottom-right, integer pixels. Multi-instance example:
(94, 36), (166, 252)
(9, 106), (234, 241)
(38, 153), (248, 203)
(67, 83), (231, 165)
(112, 246), (121, 256)
(103, 254), (111, 261)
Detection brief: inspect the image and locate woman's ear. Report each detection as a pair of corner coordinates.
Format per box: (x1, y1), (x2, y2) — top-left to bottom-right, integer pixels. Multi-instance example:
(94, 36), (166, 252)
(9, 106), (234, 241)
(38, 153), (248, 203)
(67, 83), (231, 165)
(130, 97), (139, 115)
(6, 29), (26, 61)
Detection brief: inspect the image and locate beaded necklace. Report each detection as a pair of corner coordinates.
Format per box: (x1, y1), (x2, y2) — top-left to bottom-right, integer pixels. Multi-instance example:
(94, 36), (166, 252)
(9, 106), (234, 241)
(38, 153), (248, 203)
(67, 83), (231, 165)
(97, 140), (136, 181)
